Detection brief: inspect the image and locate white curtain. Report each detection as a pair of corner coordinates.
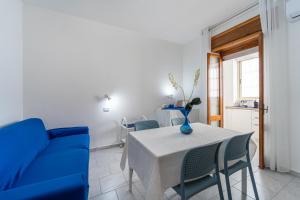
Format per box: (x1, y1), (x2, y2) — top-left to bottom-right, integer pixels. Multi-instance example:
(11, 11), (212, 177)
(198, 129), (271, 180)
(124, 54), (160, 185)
(199, 28), (211, 123)
(259, 0), (290, 172)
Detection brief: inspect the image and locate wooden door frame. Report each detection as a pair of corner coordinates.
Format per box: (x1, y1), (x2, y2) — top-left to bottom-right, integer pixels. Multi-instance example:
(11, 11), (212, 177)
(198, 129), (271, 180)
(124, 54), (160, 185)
(208, 16), (265, 169)
(207, 53), (224, 127)
(258, 32), (265, 169)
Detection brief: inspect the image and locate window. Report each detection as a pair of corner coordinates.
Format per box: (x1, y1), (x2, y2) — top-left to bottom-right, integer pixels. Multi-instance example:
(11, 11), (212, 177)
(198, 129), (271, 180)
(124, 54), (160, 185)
(238, 57), (259, 99)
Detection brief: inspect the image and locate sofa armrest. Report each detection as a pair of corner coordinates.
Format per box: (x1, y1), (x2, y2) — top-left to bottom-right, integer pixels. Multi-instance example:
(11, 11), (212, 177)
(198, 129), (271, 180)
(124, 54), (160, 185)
(47, 127), (89, 139)
(0, 173), (87, 200)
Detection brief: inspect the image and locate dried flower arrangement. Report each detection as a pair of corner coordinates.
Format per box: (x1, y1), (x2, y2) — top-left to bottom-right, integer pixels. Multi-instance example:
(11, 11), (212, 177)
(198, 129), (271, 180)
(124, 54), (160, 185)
(168, 69), (201, 111)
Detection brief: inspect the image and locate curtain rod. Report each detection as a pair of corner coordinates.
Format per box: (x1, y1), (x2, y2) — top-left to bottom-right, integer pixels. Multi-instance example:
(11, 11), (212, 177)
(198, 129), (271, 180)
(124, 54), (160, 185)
(208, 1), (259, 31)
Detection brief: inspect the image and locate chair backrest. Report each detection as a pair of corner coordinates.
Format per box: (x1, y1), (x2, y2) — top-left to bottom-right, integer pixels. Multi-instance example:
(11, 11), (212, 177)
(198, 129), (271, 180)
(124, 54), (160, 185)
(171, 118), (185, 126)
(134, 120), (159, 131)
(224, 132), (254, 161)
(181, 142), (222, 182)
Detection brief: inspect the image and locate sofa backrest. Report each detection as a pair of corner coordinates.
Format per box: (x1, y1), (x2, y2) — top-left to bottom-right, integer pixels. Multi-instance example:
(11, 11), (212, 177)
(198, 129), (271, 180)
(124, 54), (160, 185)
(0, 118), (49, 190)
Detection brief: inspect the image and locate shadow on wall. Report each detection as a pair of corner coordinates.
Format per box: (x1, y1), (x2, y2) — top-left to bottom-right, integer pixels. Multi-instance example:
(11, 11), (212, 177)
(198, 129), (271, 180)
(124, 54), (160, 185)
(90, 120), (120, 149)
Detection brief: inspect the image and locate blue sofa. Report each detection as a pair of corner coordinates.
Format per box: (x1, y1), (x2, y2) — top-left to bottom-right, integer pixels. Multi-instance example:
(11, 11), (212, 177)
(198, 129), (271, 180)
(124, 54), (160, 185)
(0, 118), (90, 200)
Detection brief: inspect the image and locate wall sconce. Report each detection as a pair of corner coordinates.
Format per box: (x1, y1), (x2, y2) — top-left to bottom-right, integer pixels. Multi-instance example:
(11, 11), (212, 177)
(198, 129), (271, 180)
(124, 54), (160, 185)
(103, 94), (112, 112)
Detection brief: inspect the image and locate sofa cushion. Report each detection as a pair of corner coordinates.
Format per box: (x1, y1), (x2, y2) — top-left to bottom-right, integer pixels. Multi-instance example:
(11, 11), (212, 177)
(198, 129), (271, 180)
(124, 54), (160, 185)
(0, 118), (49, 190)
(40, 134), (90, 155)
(47, 127), (89, 139)
(13, 149), (89, 188)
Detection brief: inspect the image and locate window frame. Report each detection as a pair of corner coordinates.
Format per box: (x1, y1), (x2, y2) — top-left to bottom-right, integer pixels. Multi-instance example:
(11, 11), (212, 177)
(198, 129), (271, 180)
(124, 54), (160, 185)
(237, 57), (259, 100)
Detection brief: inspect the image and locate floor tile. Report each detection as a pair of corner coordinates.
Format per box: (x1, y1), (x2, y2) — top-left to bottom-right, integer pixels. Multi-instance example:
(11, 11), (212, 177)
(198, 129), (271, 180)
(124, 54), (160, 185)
(220, 174), (240, 189)
(233, 180), (276, 200)
(116, 184), (144, 200)
(194, 185), (220, 200)
(90, 157), (99, 168)
(90, 165), (111, 181)
(164, 188), (178, 200)
(100, 172), (127, 193)
(108, 161), (124, 175)
(231, 170), (250, 182)
(252, 170), (291, 193)
(91, 191), (119, 200)
(273, 178), (300, 200)
(89, 179), (102, 198)
(210, 187), (254, 200)
(256, 169), (295, 185)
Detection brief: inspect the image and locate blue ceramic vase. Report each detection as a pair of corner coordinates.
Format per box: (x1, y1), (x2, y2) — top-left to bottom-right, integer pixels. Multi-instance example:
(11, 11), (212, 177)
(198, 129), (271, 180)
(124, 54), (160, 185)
(179, 108), (193, 134)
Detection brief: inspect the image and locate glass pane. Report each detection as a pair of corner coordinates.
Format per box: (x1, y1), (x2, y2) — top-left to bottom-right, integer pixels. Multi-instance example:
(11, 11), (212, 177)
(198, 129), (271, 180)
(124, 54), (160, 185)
(240, 58), (259, 98)
(209, 56), (220, 115)
(211, 121), (220, 127)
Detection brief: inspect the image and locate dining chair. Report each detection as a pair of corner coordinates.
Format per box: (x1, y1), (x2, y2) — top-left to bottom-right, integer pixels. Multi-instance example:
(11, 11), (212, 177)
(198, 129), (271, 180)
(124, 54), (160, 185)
(171, 117), (185, 126)
(172, 142), (224, 200)
(134, 120), (160, 131)
(221, 132), (259, 200)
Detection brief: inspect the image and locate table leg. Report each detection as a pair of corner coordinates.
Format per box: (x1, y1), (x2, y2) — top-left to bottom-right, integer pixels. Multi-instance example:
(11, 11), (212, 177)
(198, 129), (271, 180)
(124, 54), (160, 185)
(242, 168), (247, 194)
(129, 168), (133, 192)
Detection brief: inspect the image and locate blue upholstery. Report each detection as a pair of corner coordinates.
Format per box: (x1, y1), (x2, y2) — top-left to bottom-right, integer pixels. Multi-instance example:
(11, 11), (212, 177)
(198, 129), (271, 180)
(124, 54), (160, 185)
(0, 174), (86, 200)
(0, 118), (49, 190)
(40, 134), (89, 155)
(47, 127), (89, 139)
(13, 149), (89, 187)
(0, 118), (90, 200)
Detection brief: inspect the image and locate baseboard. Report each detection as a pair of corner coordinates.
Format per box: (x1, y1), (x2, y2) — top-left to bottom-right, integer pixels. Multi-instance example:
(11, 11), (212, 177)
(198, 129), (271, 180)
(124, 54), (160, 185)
(290, 170), (300, 178)
(90, 142), (124, 152)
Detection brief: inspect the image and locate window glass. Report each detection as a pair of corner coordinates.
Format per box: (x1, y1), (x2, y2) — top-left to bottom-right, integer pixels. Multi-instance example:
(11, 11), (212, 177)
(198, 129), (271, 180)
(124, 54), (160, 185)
(240, 58), (259, 99)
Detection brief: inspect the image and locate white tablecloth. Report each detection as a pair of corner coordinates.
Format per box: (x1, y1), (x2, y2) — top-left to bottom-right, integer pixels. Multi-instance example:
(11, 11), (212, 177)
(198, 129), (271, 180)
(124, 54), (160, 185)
(124, 123), (257, 200)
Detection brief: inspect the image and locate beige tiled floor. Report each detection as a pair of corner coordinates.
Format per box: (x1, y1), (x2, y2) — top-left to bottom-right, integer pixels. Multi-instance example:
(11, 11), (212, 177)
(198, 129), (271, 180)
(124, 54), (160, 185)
(88, 147), (299, 200)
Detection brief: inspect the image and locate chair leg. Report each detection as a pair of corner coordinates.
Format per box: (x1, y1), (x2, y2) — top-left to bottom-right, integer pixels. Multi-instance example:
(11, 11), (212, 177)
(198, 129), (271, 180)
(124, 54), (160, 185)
(216, 173), (224, 200)
(247, 158), (259, 199)
(129, 168), (133, 192)
(180, 189), (186, 200)
(224, 173), (232, 200)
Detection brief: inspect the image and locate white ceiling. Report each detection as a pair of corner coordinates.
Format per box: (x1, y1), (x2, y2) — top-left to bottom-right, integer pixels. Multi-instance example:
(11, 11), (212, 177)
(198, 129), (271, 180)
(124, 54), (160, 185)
(23, 0), (257, 44)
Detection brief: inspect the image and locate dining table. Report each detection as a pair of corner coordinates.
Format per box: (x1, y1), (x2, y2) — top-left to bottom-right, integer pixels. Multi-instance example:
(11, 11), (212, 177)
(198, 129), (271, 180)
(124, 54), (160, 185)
(120, 123), (257, 200)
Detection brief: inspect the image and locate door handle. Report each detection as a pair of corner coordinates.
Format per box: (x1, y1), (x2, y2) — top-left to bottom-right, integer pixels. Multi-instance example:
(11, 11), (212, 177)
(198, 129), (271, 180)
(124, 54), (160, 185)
(264, 106), (269, 113)
(259, 105), (269, 114)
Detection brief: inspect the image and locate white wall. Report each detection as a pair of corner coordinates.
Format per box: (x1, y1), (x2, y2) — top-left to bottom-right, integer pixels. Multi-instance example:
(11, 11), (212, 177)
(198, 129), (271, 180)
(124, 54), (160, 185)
(223, 60), (235, 108)
(23, 5), (183, 148)
(223, 60), (234, 129)
(0, 0), (23, 126)
(288, 21), (300, 173)
(182, 37), (203, 122)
